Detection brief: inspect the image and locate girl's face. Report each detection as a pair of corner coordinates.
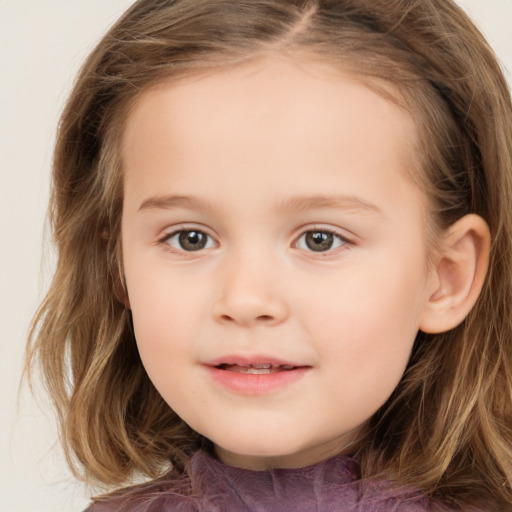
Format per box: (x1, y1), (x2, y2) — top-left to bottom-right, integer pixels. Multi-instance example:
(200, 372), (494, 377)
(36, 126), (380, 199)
(121, 56), (436, 470)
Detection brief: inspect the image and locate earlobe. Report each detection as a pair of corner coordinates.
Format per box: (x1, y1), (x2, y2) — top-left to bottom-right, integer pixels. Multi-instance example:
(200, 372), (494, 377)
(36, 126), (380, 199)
(114, 240), (131, 309)
(114, 276), (131, 309)
(122, 291), (131, 310)
(419, 214), (490, 334)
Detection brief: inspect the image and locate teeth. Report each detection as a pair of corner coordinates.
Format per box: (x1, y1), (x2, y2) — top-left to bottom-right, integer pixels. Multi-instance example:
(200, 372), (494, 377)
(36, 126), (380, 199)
(245, 367), (272, 374)
(219, 363), (296, 374)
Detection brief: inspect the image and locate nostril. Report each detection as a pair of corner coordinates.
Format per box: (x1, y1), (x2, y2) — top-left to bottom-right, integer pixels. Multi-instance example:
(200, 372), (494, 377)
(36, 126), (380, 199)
(218, 313), (274, 323)
(213, 294), (288, 326)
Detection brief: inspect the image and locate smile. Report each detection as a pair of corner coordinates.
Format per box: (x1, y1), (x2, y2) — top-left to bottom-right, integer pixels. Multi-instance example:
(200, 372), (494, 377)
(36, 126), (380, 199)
(204, 356), (310, 395)
(216, 363), (296, 375)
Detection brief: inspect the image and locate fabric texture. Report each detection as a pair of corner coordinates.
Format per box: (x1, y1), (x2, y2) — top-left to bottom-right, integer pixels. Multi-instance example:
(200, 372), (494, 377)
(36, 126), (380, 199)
(84, 450), (453, 511)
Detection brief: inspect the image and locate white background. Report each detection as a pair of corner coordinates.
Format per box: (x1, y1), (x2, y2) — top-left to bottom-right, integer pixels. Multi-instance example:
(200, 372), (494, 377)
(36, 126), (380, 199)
(1, 1), (511, 511)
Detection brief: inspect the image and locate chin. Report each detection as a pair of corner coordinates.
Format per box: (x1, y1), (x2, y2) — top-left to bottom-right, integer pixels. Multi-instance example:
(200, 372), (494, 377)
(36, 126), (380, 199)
(210, 432), (342, 470)
(209, 434), (300, 467)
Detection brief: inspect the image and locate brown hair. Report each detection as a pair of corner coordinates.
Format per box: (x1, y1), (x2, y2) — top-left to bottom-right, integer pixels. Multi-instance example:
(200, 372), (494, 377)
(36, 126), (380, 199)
(26, 0), (512, 509)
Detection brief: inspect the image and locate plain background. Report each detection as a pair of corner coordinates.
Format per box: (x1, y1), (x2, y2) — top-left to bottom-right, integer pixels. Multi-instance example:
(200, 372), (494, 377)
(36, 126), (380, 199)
(1, 1), (511, 511)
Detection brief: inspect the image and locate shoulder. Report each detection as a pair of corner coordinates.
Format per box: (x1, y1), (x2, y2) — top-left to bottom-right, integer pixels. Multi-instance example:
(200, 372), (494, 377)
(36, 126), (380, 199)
(82, 486), (488, 512)
(83, 473), (195, 512)
(355, 479), (463, 512)
(357, 486), (493, 512)
(83, 495), (193, 512)
(84, 493), (196, 512)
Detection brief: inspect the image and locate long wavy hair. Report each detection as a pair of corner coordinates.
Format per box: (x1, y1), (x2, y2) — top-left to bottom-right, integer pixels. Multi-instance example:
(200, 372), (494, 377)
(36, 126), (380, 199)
(26, 0), (512, 509)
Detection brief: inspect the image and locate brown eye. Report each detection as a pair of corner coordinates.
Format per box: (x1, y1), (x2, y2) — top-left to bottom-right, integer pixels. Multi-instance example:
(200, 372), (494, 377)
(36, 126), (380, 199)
(305, 231), (334, 252)
(166, 230), (214, 252)
(179, 231), (206, 251)
(297, 230), (347, 253)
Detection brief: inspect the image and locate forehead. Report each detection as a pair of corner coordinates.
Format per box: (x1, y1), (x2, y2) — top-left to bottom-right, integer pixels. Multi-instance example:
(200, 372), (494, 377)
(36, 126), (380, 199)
(124, 55), (416, 140)
(121, 55), (422, 215)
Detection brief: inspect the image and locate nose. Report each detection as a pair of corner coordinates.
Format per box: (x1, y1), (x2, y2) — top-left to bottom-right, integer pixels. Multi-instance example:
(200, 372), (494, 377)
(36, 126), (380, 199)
(212, 252), (289, 327)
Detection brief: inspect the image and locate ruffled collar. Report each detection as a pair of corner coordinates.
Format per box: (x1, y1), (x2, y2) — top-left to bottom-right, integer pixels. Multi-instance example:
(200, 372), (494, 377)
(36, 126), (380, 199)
(184, 449), (431, 511)
(88, 449), (438, 511)
(189, 449), (359, 506)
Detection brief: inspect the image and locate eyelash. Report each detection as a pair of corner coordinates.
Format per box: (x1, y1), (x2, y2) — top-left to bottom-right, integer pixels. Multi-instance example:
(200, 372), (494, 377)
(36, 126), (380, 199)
(158, 226), (352, 255)
(159, 227), (217, 253)
(295, 230), (349, 254)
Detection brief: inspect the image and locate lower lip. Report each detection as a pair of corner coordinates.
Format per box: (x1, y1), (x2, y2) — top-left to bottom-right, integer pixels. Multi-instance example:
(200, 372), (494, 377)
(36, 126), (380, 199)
(205, 366), (310, 395)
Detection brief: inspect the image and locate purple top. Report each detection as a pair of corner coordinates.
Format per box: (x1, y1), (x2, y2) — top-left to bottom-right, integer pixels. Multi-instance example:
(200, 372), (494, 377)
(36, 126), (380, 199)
(84, 450), (458, 511)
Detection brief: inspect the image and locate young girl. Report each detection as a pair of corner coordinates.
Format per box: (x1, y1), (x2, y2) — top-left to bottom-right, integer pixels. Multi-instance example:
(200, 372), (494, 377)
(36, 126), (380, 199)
(26, 0), (512, 510)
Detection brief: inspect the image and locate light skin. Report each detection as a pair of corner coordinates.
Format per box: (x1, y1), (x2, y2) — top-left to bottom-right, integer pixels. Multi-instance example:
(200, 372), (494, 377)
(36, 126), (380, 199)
(120, 55), (490, 470)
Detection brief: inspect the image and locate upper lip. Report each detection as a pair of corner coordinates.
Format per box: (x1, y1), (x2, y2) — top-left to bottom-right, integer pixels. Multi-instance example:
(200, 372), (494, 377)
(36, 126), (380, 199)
(204, 355), (308, 368)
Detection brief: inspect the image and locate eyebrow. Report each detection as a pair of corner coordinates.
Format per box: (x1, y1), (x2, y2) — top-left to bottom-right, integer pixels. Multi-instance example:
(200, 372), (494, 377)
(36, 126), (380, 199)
(138, 195), (213, 212)
(277, 195), (383, 216)
(138, 194), (382, 216)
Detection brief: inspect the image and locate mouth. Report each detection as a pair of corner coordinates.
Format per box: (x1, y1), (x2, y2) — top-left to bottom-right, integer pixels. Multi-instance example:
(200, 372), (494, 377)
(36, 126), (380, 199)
(204, 356), (310, 394)
(214, 363), (297, 375)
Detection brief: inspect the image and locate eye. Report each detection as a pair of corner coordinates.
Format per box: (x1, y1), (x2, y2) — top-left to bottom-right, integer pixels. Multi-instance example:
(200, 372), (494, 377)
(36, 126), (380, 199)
(163, 230), (216, 252)
(296, 230), (348, 253)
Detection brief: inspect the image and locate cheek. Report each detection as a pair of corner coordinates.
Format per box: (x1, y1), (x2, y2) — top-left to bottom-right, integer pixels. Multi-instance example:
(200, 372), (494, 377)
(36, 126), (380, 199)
(128, 281), (204, 409)
(124, 259), (198, 365)
(306, 273), (423, 426)
(299, 256), (427, 374)
(126, 251), (206, 329)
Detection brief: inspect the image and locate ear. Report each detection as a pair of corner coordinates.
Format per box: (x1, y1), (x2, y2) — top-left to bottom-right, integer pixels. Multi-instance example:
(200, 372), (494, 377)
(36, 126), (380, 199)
(113, 239), (131, 309)
(115, 277), (131, 309)
(419, 214), (490, 334)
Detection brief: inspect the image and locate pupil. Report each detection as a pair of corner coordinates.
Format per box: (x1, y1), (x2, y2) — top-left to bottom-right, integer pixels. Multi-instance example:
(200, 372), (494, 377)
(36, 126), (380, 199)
(188, 232), (200, 244)
(306, 231), (333, 252)
(179, 231), (206, 251)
